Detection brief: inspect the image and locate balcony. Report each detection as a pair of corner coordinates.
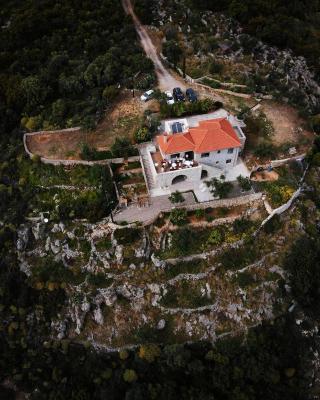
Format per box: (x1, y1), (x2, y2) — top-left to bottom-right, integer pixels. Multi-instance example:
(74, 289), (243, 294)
(151, 151), (199, 174)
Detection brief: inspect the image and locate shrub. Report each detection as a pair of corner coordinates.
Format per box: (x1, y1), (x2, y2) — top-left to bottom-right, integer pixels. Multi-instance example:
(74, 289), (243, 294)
(111, 137), (138, 158)
(207, 176), (233, 198)
(263, 214), (282, 234)
(169, 191), (185, 204)
(209, 61), (224, 75)
(123, 369), (138, 383)
(206, 228), (224, 247)
(233, 218), (254, 235)
(312, 152), (320, 166)
(139, 344), (161, 363)
(254, 142), (276, 158)
(195, 209), (205, 219)
(237, 175), (252, 191)
(114, 227), (142, 244)
(133, 126), (151, 144)
(80, 144), (112, 160)
(169, 209), (187, 226)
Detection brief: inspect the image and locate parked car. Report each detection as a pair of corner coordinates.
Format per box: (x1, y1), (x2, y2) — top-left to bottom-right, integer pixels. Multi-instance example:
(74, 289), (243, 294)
(173, 87), (185, 102)
(140, 89), (154, 102)
(186, 88), (197, 102)
(165, 90), (175, 105)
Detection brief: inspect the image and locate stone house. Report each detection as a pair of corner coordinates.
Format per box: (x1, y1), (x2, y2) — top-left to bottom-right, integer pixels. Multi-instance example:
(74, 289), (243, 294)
(139, 115), (247, 196)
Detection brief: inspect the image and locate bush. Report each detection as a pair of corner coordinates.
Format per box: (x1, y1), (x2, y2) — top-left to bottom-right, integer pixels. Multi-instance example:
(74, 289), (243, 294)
(263, 214), (282, 234)
(206, 228), (224, 247)
(111, 137), (138, 158)
(209, 61), (224, 75)
(169, 208), (188, 226)
(207, 176), (233, 198)
(133, 127), (151, 144)
(237, 175), (252, 191)
(233, 218), (254, 235)
(195, 209), (205, 219)
(254, 142), (276, 158)
(160, 98), (222, 119)
(80, 144), (112, 160)
(123, 369), (137, 383)
(169, 191), (185, 204)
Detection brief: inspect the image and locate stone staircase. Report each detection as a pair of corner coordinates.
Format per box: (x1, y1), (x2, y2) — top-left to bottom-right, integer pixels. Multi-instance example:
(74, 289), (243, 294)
(139, 145), (157, 193)
(201, 162), (225, 178)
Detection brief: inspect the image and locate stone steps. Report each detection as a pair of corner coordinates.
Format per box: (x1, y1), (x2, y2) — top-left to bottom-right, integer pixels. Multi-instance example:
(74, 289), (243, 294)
(139, 147), (157, 191)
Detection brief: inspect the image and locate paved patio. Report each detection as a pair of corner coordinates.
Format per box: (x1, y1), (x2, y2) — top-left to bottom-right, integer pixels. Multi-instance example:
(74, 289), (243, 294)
(113, 191), (196, 224)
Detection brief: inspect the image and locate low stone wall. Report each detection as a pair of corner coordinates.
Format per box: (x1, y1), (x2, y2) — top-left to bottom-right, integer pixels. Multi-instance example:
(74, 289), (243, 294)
(271, 154), (305, 168)
(142, 192), (263, 226)
(24, 129), (140, 166)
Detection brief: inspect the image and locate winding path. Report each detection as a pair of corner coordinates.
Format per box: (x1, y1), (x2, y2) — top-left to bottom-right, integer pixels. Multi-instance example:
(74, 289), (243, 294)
(122, 0), (185, 91)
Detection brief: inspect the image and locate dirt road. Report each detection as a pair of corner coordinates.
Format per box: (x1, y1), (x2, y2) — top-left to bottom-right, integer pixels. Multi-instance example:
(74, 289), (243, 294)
(122, 0), (186, 91)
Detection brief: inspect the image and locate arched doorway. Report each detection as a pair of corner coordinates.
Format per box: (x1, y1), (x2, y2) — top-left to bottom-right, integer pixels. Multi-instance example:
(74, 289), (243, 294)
(172, 175), (187, 185)
(201, 170), (208, 179)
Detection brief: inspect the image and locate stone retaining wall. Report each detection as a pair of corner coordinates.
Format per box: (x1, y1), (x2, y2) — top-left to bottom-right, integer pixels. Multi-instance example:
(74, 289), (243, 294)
(142, 192), (263, 226)
(23, 129), (140, 166)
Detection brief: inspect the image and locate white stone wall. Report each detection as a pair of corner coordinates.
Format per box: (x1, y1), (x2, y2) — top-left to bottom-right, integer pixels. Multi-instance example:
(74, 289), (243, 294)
(194, 147), (239, 168)
(156, 165), (202, 187)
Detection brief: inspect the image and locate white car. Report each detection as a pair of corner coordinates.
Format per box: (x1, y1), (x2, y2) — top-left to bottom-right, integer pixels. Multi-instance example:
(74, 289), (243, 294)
(140, 89), (154, 102)
(165, 90), (175, 105)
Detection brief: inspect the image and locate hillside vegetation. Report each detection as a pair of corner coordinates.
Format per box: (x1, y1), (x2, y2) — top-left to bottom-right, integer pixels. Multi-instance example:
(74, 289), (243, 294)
(0, 0), (155, 135)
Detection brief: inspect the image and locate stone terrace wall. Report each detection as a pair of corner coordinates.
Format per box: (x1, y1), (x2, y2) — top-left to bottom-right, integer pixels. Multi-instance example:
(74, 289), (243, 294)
(23, 129), (140, 166)
(142, 192), (263, 226)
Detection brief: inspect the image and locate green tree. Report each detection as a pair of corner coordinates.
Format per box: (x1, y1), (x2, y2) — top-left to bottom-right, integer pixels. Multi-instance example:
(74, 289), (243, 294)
(123, 369), (138, 383)
(207, 176), (233, 198)
(169, 191), (185, 204)
(163, 40), (183, 67)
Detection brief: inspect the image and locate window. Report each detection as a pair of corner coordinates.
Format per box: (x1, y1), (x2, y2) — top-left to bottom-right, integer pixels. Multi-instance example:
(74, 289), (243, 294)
(216, 161), (219, 164)
(201, 152), (210, 158)
(226, 159), (232, 164)
(217, 150), (221, 154)
(228, 148), (234, 154)
(171, 153), (180, 159)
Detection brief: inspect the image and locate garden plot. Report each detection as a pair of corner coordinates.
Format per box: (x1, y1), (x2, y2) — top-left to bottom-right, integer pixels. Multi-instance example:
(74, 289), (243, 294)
(112, 161), (148, 204)
(253, 161), (304, 208)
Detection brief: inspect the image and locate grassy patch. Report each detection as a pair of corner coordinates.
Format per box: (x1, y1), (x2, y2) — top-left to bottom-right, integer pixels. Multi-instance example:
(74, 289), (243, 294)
(164, 259), (205, 279)
(161, 281), (214, 308)
(232, 271), (256, 288)
(219, 240), (261, 271)
(114, 227), (143, 245)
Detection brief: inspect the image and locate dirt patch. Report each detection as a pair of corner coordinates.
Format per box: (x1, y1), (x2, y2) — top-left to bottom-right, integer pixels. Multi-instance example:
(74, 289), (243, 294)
(251, 170), (279, 182)
(27, 92), (143, 160)
(260, 101), (314, 147)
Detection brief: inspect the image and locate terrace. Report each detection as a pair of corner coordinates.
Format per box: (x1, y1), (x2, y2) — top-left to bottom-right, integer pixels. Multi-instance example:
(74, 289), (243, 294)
(151, 151), (199, 174)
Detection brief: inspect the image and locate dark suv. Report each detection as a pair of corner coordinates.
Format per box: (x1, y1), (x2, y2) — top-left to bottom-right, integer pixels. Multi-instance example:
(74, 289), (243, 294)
(186, 88), (197, 102)
(173, 87), (185, 102)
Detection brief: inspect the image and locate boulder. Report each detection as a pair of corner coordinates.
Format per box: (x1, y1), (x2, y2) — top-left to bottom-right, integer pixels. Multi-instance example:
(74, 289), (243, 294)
(157, 319), (166, 330)
(115, 245), (123, 264)
(50, 239), (61, 255)
(151, 253), (165, 268)
(93, 307), (104, 325)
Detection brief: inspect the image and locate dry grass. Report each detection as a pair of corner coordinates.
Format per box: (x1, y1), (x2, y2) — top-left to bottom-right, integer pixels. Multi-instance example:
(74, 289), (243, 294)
(26, 92), (143, 160)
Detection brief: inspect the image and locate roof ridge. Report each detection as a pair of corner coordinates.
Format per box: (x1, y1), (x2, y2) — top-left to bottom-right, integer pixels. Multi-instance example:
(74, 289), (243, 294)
(194, 128), (209, 152)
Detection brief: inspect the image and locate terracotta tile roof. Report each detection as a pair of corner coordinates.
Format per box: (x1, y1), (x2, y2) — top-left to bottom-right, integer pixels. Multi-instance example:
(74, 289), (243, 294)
(157, 118), (241, 155)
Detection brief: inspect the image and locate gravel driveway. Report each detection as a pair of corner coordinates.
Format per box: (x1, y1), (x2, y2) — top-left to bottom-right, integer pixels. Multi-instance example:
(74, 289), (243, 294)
(122, 0), (186, 91)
